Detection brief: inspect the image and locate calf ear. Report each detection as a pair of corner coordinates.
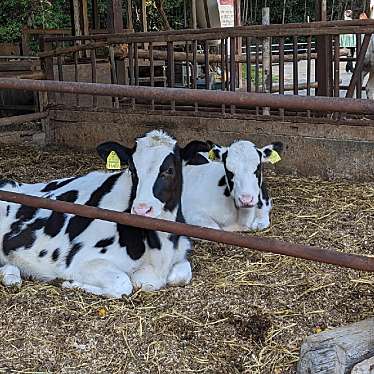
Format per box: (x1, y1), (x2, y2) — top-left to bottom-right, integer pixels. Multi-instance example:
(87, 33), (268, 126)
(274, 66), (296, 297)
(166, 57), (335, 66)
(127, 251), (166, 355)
(96, 141), (133, 165)
(259, 141), (284, 164)
(180, 140), (211, 165)
(207, 143), (225, 162)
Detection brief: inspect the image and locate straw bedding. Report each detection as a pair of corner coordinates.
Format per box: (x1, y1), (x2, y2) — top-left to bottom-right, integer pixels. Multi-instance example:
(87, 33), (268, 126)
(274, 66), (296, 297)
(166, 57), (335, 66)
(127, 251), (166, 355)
(0, 143), (372, 373)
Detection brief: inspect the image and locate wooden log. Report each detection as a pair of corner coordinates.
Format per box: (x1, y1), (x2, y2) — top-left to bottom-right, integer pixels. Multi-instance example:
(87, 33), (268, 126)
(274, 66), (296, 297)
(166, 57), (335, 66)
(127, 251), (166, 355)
(0, 112), (48, 127)
(351, 356), (374, 373)
(297, 318), (374, 374)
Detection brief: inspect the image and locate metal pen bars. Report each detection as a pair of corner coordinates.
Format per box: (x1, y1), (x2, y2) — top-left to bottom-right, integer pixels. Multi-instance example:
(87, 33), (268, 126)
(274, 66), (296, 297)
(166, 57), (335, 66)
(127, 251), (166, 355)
(0, 190), (372, 272)
(37, 20), (374, 118)
(2, 78), (374, 115)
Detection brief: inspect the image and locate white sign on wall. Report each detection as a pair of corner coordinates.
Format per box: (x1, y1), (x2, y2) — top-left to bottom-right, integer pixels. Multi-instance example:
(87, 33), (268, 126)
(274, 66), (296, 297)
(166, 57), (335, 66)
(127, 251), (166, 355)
(218, 0), (235, 28)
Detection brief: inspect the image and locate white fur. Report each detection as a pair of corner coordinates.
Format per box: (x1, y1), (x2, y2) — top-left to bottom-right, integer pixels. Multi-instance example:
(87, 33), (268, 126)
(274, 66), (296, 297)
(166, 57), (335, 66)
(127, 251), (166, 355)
(182, 141), (274, 232)
(0, 131), (192, 297)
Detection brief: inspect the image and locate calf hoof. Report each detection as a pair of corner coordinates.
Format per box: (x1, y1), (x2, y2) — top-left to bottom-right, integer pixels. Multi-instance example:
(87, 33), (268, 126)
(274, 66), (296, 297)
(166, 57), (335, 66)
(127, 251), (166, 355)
(0, 264), (22, 287)
(250, 219), (270, 231)
(62, 273), (133, 299)
(131, 269), (165, 292)
(167, 261), (192, 286)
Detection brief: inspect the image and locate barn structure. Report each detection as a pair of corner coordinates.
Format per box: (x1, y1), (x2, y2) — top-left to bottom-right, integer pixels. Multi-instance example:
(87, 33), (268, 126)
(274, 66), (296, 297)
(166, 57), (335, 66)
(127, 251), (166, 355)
(0, 2), (373, 372)
(1, 0), (374, 180)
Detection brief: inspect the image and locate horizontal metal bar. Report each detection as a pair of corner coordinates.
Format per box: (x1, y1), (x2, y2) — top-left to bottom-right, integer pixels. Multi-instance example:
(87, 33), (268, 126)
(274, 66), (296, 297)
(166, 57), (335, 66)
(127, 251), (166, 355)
(0, 190), (372, 272)
(42, 21), (374, 45)
(0, 112), (48, 127)
(1, 78), (374, 115)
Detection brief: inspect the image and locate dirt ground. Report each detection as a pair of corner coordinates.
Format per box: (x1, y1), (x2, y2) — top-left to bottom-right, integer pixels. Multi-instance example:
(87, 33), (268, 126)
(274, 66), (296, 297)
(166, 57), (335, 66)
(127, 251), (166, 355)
(0, 143), (373, 374)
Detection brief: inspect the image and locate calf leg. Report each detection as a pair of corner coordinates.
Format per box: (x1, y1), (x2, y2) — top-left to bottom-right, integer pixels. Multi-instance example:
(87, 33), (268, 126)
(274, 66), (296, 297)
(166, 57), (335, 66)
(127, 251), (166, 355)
(251, 202), (272, 231)
(62, 259), (133, 298)
(0, 264), (22, 286)
(167, 260), (192, 286)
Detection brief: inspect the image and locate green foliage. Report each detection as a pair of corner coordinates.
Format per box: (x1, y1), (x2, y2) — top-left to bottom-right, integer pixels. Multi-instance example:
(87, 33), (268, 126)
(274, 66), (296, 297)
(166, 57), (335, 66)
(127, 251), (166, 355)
(0, 0), (370, 45)
(0, 0), (70, 43)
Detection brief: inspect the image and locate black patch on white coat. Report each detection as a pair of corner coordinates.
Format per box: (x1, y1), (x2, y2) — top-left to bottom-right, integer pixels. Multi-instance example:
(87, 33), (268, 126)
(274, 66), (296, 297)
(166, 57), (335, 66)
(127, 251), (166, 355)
(221, 151), (234, 193)
(152, 147), (182, 212)
(260, 182), (270, 207)
(65, 242), (82, 267)
(218, 176), (226, 187)
(6, 205), (10, 217)
(95, 237), (115, 248)
(44, 190), (79, 238)
(168, 204), (188, 249)
(41, 177), (79, 192)
(65, 173), (122, 241)
(52, 248), (60, 261)
(16, 205), (38, 222)
(180, 140), (210, 165)
(180, 140), (210, 166)
(185, 154), (209, 166)
(3, 217), (48, 256)
(39, 249), (48, 257)
(0, 179), (18, 188)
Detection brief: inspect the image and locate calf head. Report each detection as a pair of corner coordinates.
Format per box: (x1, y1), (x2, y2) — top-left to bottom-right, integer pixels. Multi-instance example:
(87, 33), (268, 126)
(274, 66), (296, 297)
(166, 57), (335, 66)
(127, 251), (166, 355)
(97, 130), (203, 220)
(207, 140), (283, 208)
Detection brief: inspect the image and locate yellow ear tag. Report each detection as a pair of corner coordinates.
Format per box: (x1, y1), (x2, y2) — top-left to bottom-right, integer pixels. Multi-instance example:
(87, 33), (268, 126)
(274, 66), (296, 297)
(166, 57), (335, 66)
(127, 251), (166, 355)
(208, 149), (216, 161)
(106, 151), (121, 170)
(269, 150), (281, 164)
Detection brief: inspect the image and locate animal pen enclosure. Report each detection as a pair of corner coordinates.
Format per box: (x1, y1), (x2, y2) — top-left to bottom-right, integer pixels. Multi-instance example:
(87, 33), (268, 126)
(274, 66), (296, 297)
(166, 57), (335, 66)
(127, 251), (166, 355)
(0, 18), (373, 374)
(24, 19), (374, 180)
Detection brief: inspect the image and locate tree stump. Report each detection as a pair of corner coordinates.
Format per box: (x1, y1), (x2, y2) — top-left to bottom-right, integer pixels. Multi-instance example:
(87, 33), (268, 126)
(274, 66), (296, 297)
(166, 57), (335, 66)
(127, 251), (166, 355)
(297, 318), (374, 374)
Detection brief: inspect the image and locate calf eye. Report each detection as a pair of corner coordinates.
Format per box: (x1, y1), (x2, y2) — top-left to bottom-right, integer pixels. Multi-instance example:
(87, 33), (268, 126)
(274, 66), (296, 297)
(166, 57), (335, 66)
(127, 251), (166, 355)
(163, 167), (174, 176)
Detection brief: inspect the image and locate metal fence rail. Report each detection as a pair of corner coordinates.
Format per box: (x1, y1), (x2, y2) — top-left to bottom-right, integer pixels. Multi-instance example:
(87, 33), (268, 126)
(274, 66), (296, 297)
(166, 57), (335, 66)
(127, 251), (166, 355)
(1, 78), (374, 115)
(36, 19), (374, 119)
(0, 190), (372, 272)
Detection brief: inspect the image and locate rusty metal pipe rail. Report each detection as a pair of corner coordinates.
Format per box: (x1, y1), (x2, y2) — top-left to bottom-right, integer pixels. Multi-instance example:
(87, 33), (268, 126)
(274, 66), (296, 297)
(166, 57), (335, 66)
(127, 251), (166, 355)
(0, 190), (372, 272)
(1, 78), (374, 115)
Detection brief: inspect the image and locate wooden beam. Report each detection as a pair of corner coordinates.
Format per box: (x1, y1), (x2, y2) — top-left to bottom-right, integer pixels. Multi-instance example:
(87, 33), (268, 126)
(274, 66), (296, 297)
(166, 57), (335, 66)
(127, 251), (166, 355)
(72, 0), (82, 38)
(92, 0), (100, 29)
(127, 0), (133, 30)
(141, 0), (147, 32)
(107, 0), (124, 33)
(82, 0), (89, 36)
(191, 0), (197, 29)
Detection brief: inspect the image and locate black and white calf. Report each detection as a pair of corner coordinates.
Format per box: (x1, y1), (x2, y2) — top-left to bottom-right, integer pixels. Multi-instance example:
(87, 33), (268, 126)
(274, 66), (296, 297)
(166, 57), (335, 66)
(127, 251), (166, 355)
(0, 130), (197, 298)
(182, 139), (283, 231)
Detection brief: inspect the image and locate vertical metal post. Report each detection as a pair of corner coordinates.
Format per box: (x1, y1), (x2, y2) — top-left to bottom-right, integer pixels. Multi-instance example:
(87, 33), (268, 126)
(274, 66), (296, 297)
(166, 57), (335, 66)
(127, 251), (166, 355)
(262, 7), (270, 115)
(279, 37), (285, 118)
(167, 41), (175, 111)
(293, 36), (299, 95)
(315, 0), (333, 97)
(192, 40), (198, 112)
(230, 36), (236, 114)
(90, 45), (98, 108)
(204, 40), (210, 89)
(333, 35), (340, 98)
(149, 42), (155, 110)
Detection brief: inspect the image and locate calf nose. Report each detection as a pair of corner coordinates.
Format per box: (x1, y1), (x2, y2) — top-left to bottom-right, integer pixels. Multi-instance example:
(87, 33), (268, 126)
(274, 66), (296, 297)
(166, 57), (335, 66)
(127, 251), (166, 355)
(239, 194), (255, 207)
(132, 203), (154, 217)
